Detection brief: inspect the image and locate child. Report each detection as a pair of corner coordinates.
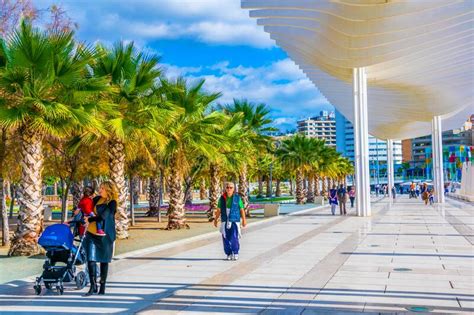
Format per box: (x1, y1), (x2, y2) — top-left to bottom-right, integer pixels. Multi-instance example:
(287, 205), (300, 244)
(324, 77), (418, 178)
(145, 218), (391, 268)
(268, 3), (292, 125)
(78, 187), (106, 236)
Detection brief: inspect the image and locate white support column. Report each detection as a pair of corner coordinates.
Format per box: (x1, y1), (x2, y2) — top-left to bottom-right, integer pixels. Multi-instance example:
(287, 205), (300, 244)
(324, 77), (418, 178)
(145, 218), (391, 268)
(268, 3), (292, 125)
(432, 116), (445, 203)
(353, 67), (371, 216)
(387, 139), (394, 199)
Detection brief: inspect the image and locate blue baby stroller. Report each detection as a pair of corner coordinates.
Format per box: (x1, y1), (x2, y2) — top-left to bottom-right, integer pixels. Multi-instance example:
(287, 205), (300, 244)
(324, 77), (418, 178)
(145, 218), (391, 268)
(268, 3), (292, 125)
(34, 223), (88, 295)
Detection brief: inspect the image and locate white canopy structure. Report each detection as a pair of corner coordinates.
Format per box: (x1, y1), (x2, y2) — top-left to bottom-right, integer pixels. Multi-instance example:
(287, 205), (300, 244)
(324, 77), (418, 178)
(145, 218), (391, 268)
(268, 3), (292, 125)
(242, 0), (474, 215)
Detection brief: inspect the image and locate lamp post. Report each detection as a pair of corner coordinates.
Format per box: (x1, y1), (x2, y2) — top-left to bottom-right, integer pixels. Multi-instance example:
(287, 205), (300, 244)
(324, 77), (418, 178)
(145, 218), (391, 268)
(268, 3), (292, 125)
(269, 162), (273, 203)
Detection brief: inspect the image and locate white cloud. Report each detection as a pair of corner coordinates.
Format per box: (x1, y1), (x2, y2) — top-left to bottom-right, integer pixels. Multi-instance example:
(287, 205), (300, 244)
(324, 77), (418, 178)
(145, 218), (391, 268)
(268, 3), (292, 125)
(163, 58), (333, 131)
(38, 0), (274, 48)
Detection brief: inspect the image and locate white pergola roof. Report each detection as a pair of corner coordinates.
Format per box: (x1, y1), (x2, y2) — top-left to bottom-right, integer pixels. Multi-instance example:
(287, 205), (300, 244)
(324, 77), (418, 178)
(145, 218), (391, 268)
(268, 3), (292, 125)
(242, 0), (474, 140)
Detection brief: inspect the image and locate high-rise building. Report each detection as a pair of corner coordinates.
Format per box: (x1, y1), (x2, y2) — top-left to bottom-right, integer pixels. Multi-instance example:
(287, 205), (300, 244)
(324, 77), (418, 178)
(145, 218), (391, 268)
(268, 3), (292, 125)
(335, 110), (403, 176)
(297, 111), (336, 146)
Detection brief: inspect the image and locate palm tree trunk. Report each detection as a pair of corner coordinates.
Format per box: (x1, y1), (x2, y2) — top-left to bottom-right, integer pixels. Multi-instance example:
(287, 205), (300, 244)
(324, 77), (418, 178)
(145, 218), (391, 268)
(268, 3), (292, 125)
(208, 163), (220, 221)
(296, 170), (305, 204)
(60, 180), (70, 224)
(314, 175), (320, 197)
(0, 129), (9, 246)
(275, 179), (281, 197)
(9, 128), (44, 256)
(258, 176), (263, 197)
(9, 184), (17, 218)
(167, 156), (188, 229)
(199, 178), (206, 200)
(306, 175), (314, 203)
(71, 181), (83, 210)
(289, 179), (294, 196)
(1, 178), (9, 246)
(132, 176), (140, 205)
(322, 176), (328, 197)
(129, 177), (135, 226)
(147, 175), (160, 217)
(183, 176), (193, 205)
(266, 175), (271, 197)
(238, 164), (249, 216)
(108, 137), (129, 239)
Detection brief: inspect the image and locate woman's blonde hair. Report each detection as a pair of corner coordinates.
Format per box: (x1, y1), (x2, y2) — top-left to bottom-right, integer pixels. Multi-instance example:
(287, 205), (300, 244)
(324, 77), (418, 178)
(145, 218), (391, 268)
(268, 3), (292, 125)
(100, 181), (118, 202)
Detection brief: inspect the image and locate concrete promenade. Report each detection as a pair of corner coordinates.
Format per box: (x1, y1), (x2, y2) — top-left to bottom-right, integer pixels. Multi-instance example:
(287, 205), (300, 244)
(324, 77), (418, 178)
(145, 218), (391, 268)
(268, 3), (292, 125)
(0, 196), (472, 314)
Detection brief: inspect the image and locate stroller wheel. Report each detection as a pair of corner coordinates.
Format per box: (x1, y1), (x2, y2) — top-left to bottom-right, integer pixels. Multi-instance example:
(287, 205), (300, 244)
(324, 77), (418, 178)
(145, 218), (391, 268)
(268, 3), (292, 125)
(75, 271), (87, 289)
(34, 284), (41, 295)
(57, 285), (64, 295)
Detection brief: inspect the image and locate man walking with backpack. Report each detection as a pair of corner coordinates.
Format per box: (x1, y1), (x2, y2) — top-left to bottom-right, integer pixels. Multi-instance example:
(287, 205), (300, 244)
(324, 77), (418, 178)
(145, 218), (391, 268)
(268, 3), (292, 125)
(337, 184), (347, 215)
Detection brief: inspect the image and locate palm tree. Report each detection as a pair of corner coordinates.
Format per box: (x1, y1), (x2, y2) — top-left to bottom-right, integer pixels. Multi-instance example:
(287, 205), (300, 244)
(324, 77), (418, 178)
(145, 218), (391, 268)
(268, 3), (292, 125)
(277, 135), (321, 204)
(220, 99), (274, 213)
(0, 22), (105, 255)
(160, 77), (224, 229)
(92, 41), (165, 238)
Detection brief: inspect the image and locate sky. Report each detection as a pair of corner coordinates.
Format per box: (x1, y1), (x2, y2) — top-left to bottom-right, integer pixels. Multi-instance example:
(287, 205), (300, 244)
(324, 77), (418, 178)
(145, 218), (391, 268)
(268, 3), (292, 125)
(34, 0), (334, 132)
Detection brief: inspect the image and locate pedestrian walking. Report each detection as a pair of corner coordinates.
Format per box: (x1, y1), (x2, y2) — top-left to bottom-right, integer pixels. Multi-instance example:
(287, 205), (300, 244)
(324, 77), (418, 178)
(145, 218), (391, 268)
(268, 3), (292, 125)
(421, 183), (429, 205)
(391, 186), (396, 199)
(329, 185), (338, 215)
(348, 186), (356, 208)
(429, 187), (435, 205)
(337, 184), (347, 215)
(83, 181), (117, 296)
(214, 182), (247, 261)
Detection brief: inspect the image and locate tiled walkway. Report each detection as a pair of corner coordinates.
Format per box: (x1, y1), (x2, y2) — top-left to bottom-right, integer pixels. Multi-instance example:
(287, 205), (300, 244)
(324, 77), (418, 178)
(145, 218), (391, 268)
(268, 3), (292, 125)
(0, 196), (472, 314)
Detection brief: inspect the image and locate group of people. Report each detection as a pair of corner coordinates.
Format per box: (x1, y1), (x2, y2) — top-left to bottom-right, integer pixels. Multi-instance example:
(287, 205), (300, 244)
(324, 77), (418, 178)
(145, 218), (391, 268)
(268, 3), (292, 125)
(328, 185), (356, 216)
(409, 182), (435, 205)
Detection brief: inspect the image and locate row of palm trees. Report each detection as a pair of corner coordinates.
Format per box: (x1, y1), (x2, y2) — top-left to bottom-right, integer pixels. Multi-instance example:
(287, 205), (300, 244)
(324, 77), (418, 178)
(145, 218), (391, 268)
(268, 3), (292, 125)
(0, 22), (353, 256)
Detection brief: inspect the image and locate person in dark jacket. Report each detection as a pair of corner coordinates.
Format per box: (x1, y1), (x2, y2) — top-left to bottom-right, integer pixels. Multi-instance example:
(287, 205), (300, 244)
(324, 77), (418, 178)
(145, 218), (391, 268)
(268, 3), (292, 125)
(337, 184), (347, 215)
(83, 181), (117, 296)
(213, 182), (247, 261)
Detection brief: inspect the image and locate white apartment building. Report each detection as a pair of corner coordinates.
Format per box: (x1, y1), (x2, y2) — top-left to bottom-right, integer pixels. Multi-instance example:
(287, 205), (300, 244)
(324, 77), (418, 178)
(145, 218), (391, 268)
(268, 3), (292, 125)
(297, 111), (336, 146)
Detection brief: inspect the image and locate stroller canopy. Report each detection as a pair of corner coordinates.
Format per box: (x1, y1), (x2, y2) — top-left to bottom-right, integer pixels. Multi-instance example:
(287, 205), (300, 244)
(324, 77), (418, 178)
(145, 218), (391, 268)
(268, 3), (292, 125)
(39, 224), (74, 250)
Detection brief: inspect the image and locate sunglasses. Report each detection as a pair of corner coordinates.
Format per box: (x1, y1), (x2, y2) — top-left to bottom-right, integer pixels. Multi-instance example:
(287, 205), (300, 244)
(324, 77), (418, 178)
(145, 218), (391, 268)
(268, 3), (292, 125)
(226, 187), (234, 189)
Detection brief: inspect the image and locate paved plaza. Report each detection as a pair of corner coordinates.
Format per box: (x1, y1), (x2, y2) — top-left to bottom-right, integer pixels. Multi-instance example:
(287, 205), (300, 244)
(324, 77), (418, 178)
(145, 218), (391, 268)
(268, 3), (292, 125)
(0, 196), (472, 314)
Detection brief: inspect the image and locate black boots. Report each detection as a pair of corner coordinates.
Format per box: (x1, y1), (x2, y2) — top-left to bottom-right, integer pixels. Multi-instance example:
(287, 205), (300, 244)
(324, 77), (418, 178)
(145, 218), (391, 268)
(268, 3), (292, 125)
(98, 263), (108, 295)
(84, 262), (98, 296)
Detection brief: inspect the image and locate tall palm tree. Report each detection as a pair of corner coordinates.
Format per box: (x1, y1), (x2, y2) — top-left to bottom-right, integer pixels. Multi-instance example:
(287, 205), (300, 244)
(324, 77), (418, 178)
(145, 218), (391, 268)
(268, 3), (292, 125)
(160, 77), (224, 229)
(0, 22), (106, 255)
(92, 41), (166, 238)
(305, 139), (326, 203)
(220, 99), (274, 213)
(277, 135), (321, 204)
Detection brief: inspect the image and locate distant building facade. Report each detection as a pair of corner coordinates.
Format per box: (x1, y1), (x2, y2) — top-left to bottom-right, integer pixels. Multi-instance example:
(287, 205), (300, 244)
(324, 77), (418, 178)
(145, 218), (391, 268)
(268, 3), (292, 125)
(335, 110), (403, 182)
(297, 111), (336, 146)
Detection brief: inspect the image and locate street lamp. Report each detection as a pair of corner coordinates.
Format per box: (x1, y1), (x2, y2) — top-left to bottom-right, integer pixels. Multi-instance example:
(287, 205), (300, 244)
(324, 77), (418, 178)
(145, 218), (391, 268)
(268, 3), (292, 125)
(269, 162), (273, 203)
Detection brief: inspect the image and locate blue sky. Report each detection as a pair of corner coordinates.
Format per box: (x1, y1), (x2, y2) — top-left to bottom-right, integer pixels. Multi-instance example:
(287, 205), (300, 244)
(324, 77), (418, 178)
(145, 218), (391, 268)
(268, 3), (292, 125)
(34, 0), (334, 132)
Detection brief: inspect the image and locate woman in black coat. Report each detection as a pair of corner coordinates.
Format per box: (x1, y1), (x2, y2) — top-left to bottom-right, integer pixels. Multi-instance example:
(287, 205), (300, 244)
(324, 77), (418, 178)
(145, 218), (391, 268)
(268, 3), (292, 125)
(83, 181), (117, 296)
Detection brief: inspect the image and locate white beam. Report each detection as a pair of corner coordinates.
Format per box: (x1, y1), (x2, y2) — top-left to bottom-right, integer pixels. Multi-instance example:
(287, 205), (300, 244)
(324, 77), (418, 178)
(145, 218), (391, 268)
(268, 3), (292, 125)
(353, 67), (371, 216)
(387, 139), (394, 199)
(432, 116), (445, 203)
